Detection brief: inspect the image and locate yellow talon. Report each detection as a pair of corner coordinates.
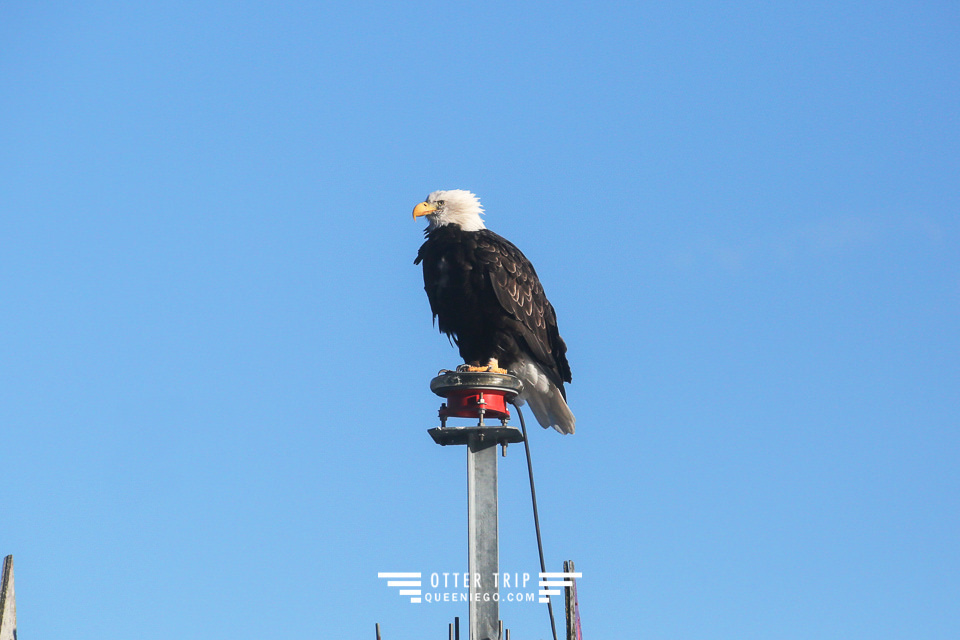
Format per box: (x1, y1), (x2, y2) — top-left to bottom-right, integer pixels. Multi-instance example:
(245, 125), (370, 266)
(457, 361), (508, 374)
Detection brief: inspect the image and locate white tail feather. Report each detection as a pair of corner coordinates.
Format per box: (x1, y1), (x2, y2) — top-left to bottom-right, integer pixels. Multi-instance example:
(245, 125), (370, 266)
(511, 356), (576, 435)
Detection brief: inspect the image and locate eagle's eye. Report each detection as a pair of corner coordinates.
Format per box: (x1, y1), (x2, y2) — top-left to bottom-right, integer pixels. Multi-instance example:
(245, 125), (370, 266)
(436, 200), (445, 207)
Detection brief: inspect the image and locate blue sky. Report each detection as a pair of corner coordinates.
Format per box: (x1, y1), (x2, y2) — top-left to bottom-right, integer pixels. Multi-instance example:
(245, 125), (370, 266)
(1, 1), (958, 638)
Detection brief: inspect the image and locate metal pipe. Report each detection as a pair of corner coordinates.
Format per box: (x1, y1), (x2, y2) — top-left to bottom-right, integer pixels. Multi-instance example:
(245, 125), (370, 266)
(467, 433), (499, 640)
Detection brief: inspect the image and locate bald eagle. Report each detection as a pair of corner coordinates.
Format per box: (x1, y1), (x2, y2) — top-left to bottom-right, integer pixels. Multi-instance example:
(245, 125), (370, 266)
(413, 189), (575, 434)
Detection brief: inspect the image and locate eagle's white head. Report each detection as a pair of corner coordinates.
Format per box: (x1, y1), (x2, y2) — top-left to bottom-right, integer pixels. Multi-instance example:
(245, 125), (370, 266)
(412, 189), (486, 232)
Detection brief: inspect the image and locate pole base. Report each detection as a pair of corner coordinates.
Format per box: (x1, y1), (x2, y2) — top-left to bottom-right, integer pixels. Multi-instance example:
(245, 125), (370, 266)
(428, 424), (524, 447)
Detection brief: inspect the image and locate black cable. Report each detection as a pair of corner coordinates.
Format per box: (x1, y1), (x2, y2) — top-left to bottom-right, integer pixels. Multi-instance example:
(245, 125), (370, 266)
(516, 405), (559, 640)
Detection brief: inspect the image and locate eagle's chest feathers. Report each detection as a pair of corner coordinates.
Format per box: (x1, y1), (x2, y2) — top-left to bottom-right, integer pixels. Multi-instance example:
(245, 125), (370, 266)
(435, 252), (480, 290)
(418, 229), (491, 330)
(436, 255), (451, 289)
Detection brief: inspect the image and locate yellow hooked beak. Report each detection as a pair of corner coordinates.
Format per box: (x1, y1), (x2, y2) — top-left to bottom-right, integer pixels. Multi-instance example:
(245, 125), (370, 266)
(412, 201), (438, 220)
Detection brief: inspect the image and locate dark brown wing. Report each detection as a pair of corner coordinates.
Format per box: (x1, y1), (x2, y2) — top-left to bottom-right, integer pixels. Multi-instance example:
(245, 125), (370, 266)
(476, 230), (572, 386)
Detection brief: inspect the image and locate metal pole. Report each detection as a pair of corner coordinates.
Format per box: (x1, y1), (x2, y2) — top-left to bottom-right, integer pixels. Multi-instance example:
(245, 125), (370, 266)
(429, 373), (522, 640)
(467, 433), (499, 640)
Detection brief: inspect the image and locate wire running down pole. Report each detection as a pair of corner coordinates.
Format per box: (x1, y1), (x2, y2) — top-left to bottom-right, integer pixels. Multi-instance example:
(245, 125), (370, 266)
(516, 406), (559, 640)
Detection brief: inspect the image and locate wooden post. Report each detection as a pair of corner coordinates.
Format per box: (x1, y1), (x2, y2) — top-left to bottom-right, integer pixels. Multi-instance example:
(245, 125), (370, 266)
(564, 560), (575, 640)
(0, 555), (15, 640)
(563, 560), (582, 640)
